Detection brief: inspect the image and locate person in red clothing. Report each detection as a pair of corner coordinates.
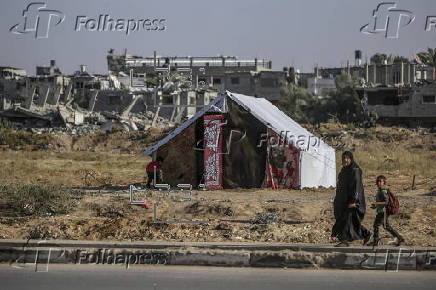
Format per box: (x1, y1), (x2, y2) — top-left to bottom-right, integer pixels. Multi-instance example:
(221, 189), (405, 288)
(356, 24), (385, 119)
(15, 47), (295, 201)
(145, 156), (164, 188)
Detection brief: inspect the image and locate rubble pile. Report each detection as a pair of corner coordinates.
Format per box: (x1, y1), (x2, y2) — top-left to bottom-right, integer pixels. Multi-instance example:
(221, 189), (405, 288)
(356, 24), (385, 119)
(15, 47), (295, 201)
(0, 104), (175, 135)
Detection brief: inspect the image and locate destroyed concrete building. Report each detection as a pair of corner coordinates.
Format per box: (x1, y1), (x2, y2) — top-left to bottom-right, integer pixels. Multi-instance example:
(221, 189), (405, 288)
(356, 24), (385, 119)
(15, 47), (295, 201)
(293, 50), (436, 127)
(1, 50), (289, 131)
(25, 75), (71, 109)
(0, 60), (175, 133)
(357, 82), (436, 127)
(0, 66), (28, 109)
(36, 60), (62, 76)
(300, 62), (432, 96)
(107, 50), (288, 104)
(299, 50), (436, 97)
(1, 61), (71, 110)
(2, 49), (435, 132)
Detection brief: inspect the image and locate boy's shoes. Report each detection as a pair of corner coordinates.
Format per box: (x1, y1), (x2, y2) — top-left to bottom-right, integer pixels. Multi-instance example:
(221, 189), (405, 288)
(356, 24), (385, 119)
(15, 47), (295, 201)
(363, 232), (372, 245)
(334, 241), (350, 247)
(366, 239), (379, 247)
(387, 240), (397, 246)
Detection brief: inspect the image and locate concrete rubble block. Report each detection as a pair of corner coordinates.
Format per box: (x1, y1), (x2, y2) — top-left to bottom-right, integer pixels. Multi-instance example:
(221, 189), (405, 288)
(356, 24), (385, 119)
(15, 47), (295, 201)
(57, 106), (83, 125)
(74, 111), (84, 125)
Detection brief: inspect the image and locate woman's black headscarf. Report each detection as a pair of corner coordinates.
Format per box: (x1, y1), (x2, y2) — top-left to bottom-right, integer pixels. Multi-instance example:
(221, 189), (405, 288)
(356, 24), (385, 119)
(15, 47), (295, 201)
(342, 151), (354, 162)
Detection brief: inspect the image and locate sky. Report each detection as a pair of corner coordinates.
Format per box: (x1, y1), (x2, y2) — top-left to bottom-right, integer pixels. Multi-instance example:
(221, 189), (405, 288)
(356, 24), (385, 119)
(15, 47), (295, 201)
(0, 0), (435, 75)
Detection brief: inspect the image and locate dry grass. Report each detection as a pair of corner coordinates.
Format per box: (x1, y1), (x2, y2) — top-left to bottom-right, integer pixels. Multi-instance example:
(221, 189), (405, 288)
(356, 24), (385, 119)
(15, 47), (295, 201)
(335, 143), (436, 188)
(0, 150), (150, 187)
(0, 124), (434, 189)
(0, 129), (53, 149)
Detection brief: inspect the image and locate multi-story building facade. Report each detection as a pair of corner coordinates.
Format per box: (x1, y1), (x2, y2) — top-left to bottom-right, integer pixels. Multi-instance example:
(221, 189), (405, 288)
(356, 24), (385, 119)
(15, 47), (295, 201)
(107, 50), (287, 103)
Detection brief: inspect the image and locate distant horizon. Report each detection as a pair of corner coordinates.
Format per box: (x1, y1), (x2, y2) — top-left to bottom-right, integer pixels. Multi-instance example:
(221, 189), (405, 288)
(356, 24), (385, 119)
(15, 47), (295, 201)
(1, 0), (435, 75)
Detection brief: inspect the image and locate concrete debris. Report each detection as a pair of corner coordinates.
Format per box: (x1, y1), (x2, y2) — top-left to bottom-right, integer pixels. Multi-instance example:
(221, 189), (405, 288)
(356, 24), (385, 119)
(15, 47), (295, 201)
(0, 60), (219, 135)
(0, 102), (175, 135)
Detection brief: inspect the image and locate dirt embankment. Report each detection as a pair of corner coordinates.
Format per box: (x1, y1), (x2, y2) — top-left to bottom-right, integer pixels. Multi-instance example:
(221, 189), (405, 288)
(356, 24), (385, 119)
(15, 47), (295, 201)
(0, 187), (435, 247)
(0, 127), (169, 154)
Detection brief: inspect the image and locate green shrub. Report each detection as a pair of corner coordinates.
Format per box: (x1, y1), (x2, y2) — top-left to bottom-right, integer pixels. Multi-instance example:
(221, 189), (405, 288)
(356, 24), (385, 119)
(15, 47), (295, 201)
(0, 183), (83, 216)
(0, 129), (52, 148)
(0, 118), (13, 130)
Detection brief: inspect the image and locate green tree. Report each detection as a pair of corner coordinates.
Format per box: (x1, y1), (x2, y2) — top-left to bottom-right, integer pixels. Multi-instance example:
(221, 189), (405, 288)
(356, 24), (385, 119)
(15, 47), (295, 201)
(392, 56), (409, 63)
(370, 53), (388, 65)
(371, 53), (409, 65)
(278, 74), (373, 126)
(312, 74), (366, 125)
(278, 84), (315, 123)
(416, 48), (436, 66)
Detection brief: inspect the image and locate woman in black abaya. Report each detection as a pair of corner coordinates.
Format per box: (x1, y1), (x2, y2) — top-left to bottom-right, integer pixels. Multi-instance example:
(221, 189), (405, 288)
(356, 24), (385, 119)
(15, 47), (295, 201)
(331, 151), (371, 247)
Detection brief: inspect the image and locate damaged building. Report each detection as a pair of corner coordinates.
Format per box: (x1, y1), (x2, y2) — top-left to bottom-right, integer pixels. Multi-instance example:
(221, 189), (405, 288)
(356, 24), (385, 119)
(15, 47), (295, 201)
(0, 66), (27, 109)
(357, 82), (436, 127)
(107, 49), (288, 104)
(299, 50), (435, 97)
(0, 60), (175, 133)
(1, 49), (291, 132)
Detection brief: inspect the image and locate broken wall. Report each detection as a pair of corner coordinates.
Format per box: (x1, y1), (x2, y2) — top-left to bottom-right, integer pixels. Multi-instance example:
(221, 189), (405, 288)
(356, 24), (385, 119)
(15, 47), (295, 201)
(93, 90), (146, 113)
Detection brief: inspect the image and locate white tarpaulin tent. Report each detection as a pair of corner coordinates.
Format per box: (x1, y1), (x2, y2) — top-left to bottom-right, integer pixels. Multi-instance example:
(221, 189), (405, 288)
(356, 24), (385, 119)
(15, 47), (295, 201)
(144, 91), (336, 189)
(226, 92), (336, 188)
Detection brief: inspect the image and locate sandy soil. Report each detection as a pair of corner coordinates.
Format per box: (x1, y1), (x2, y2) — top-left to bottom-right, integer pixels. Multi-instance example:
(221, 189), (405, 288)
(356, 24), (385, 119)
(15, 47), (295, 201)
(0, 182), (434, 247)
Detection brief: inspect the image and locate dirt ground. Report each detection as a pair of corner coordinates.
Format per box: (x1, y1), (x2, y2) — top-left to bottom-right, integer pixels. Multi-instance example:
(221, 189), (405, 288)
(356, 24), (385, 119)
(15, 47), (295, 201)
(0, 124), (435, 246)
(0, 184), (435, 247)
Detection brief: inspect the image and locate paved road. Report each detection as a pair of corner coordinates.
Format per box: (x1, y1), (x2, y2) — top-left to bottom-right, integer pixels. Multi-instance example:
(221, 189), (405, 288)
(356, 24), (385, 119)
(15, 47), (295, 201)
(0, 264), (435, 290)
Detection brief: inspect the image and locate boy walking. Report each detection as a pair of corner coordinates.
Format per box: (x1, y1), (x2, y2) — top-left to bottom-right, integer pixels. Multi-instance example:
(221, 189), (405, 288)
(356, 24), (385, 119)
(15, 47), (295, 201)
(368, 175), (405, 246)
